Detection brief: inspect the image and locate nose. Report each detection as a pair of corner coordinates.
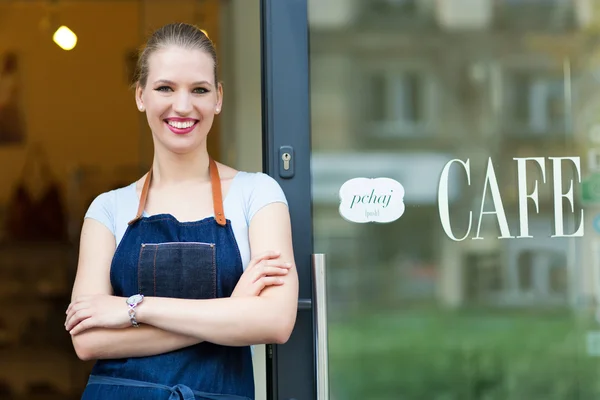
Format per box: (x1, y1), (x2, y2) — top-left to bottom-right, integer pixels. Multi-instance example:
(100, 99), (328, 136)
(173, 91), (193, 115)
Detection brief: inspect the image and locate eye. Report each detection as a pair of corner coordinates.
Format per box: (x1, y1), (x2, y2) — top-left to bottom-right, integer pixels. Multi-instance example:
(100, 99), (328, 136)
(154, 86), (172, 92)
(193, 88), (209, 94)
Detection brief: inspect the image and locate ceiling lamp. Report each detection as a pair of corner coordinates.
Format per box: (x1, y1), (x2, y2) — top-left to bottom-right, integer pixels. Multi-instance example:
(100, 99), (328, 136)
(52, 25), (77, 51)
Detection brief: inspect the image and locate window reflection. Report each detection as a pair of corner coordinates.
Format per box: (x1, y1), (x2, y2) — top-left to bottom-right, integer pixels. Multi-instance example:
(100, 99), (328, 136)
(506, 70), (568, 136)
(365, 69), (427, 136)
(310, 0), (599, 398)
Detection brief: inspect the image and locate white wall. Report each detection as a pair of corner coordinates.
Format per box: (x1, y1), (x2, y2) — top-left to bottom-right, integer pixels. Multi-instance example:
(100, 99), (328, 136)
(220, 0), (263, 173)
(219, 1), (266, 399)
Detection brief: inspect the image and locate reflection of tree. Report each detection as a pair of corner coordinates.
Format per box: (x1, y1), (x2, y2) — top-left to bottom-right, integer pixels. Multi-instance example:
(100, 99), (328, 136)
(0, 51), (25, 144)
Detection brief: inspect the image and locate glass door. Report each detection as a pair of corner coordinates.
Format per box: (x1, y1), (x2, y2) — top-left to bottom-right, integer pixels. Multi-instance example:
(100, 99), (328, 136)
(307, 0), (600, 399)
(262, 0), (600, 399)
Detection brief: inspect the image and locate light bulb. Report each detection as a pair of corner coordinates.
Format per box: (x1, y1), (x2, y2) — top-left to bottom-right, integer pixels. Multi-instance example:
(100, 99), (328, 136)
(53, 25), (77, 51)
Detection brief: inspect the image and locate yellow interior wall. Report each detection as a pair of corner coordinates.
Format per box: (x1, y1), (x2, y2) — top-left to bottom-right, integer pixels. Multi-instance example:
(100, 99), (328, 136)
(0, 0), (221, 209)
(0, 1), (140, 205)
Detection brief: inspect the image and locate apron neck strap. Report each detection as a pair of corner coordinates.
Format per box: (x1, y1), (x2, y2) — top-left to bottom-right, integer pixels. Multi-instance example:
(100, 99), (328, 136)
(209, 158), (227, 226)
(128, 158), (226, 226)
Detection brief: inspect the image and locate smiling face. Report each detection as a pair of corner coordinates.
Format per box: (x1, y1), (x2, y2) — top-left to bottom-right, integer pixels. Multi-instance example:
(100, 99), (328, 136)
(135, 45), (222, 155)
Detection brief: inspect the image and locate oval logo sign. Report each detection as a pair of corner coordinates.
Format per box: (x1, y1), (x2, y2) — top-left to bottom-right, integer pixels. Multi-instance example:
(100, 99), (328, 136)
(339, 178), (405, 223)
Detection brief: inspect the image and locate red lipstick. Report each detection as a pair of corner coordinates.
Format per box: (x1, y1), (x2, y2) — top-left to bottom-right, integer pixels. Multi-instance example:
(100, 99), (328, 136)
(164, 118), (198, 135)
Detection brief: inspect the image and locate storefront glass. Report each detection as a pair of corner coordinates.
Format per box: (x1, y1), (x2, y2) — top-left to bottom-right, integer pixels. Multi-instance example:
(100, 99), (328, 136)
(309, 1), (600, 398)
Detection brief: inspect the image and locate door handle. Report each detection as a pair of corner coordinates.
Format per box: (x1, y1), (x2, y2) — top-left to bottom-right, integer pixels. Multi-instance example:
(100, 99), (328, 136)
(312, 253), (329, 400)
(297, 298), (311, 310)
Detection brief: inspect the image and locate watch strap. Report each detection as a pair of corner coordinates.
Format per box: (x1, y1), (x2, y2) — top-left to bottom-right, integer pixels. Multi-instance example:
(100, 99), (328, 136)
(126, 294), (143, 328)
(128, 305), (140, 328)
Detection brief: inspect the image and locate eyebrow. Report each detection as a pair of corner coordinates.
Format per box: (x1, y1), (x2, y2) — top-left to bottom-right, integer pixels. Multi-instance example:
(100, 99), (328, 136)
(154, 79), (212, 87)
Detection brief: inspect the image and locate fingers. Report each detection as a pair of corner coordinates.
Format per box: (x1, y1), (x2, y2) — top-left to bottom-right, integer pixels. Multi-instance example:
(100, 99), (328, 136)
(65, 299), (94, 330)
(231, 252), (293, 297)
(65, 309), (92, 332)
(252, 265), (290, 283)
(65, 305), (79, 325)
(254, 276), (285, 293)
(69, 317), (94, 336)
(65, 300), (89, 322)
(66, 296), (88, 315)
(248, 258), (292, 278)
(247, 251), (282, 270)
(261, 259), (293, 268)
(248, 258), (292, 292)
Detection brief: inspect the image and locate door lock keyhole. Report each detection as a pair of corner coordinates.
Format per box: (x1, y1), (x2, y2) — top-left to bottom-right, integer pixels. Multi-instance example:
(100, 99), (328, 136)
(282, 152), (291, 170)
(278, 146), (294, 178)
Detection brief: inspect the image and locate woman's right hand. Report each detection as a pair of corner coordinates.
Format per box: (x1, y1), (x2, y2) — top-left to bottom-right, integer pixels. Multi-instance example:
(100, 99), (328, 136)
(231, 251), (292, 297)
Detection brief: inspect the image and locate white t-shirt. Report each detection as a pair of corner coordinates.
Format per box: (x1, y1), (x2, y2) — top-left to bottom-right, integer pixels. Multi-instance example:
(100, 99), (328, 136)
(84, 171), (288, 270)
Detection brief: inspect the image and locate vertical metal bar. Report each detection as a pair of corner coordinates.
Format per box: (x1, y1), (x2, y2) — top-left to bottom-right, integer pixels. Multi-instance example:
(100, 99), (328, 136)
(313, 254), (329, 399)
(260, 0), (315, 398)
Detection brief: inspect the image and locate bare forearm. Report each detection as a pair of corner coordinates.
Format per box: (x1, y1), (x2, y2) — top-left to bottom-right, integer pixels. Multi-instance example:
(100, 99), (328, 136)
(137, 296), (295, 347)
(72, 325), (201, 361)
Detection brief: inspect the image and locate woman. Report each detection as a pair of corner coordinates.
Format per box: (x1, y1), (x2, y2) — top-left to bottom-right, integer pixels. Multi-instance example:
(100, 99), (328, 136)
(64, 23), (298, 400)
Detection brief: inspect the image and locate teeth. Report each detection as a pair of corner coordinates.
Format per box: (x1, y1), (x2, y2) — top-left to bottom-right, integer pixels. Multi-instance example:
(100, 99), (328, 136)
(167, 120), (195, 129)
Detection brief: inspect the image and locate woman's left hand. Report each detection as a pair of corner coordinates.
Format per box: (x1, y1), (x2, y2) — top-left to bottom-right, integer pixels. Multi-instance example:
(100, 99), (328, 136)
(65, 294), (131, 335)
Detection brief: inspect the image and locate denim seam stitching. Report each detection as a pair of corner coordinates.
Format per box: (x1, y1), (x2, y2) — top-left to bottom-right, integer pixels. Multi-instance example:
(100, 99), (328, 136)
(141, 216), (222, 226)
(136, 243), (144, 294)
(212, 244), (217, 298)
(153, 244), (158, 296)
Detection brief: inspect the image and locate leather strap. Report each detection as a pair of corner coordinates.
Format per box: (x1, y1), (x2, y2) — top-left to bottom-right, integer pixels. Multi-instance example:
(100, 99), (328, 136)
(209, 158), (226, 226)
(128, 169), (152, 225)
(128, 158), (226, 226)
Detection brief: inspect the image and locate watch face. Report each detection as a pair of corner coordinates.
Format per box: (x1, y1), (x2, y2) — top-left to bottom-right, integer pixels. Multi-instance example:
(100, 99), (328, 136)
(127, 294), (143, 305)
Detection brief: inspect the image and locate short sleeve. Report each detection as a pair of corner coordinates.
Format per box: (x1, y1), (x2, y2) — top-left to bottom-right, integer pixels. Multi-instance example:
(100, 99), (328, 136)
(84, 191), (116, 235)
(246, 173), (288, 223)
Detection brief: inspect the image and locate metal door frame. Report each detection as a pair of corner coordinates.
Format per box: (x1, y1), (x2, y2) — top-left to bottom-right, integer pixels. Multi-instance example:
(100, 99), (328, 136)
(260, 0), (317, 398)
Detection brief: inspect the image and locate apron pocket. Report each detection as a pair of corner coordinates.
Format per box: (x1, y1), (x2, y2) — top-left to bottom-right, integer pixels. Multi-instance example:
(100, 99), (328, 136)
(137, 242), (216, 299)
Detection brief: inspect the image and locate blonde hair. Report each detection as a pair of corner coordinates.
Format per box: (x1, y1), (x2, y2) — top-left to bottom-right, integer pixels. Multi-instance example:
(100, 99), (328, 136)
(134, 22), (218, 88)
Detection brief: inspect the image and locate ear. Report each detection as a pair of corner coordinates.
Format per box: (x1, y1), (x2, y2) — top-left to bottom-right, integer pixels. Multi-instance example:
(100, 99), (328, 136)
(135, 84), (145, 112)
(215, 82), (223, 114)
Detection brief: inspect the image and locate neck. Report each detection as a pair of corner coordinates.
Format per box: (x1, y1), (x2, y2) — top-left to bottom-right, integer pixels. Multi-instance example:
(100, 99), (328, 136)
(151, 146), (211, 186)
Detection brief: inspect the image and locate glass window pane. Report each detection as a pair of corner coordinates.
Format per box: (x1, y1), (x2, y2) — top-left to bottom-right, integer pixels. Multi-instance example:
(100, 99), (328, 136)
(309, 0), (599, 398)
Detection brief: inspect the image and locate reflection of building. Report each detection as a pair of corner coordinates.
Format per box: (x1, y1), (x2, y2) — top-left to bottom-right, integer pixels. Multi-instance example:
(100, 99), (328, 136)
(309, 0), (600, 310)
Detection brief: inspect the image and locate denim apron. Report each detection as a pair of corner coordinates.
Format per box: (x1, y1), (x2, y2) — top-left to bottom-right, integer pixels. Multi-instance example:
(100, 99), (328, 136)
(81, 159), (254, 400)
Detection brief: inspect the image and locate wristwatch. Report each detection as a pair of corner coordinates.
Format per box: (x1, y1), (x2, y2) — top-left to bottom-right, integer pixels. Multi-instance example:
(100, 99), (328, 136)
(126, 294), (144, 328)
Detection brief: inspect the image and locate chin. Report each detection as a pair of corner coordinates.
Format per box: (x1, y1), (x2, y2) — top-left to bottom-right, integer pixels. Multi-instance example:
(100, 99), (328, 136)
(164, 135), (207, 154)
(151, 124), (208, 154)
(165, 141), (201, 155)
